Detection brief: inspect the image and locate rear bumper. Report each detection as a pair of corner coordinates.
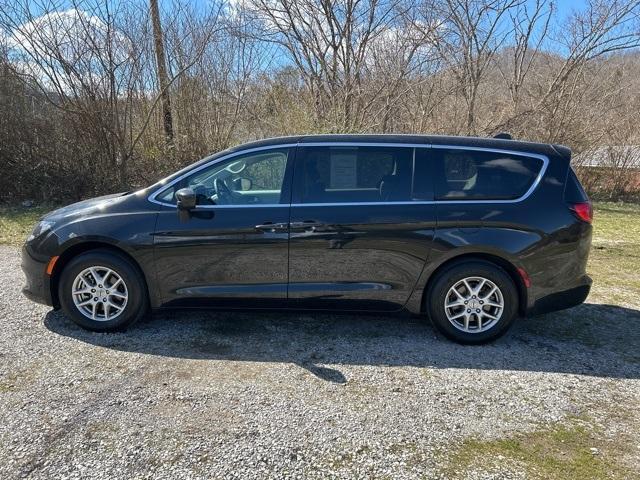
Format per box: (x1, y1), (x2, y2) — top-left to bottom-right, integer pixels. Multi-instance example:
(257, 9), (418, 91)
(21, 245), (54, 307)
(528, 275), (591, 316)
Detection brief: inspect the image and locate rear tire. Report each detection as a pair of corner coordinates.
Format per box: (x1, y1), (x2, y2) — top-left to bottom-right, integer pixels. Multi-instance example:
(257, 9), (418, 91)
(58, 249), (148, 332)
(426, 261), (518, 344)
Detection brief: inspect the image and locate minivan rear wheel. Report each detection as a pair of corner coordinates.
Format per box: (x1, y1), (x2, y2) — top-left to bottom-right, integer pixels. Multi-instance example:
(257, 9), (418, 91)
(58, 250), (148, 331)
(427, 261), (518, 344)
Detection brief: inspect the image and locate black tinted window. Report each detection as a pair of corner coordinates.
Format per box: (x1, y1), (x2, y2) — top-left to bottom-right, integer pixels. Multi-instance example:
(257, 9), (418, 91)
(434, 149), (543, 200)
(296, 146), (413, 203)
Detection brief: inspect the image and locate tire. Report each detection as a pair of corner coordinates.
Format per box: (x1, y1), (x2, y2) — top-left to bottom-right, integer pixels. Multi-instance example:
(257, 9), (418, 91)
(58, 249), (149, 332)
(426, 261), (518, 344)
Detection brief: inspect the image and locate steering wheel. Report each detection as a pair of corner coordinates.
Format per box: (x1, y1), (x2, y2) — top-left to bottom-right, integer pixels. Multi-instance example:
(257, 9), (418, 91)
(191, 184), (216, 205)
(213, 177), (233, 204)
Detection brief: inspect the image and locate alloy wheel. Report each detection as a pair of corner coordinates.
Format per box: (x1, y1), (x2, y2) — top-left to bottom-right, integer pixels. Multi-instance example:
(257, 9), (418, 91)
(71, 266), (128, 321)
(444, 276), (504, 333)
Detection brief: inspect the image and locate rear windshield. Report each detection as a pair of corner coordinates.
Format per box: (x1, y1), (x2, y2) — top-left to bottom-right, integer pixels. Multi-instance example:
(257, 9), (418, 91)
(433, 149), (544, 200)
(564, 167), (589, 202)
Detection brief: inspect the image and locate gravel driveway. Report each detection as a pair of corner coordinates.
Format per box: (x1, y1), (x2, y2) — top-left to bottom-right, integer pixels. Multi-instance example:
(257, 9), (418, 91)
(1, 245), (639, 479)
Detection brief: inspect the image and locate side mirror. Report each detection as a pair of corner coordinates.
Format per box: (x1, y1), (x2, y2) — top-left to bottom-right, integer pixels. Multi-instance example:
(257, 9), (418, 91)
(176, 188), (196, 222)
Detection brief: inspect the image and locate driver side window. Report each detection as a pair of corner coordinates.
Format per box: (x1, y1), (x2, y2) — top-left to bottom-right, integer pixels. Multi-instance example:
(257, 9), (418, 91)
(157, 148), (291, 206)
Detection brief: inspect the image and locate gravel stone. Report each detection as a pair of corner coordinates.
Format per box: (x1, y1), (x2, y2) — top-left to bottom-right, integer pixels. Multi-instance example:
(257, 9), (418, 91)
(0, 245), (638, 479)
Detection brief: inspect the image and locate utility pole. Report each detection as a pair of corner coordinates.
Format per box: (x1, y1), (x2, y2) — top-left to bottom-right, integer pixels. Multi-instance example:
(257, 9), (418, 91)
(149, 0), (173, 143)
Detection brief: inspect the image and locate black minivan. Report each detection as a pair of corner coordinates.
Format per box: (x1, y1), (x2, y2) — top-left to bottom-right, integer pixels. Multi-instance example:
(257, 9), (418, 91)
(22, 134), (592, 343)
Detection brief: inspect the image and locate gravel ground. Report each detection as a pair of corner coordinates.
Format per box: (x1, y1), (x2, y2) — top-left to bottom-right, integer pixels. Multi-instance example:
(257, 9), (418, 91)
(1, 245), (639, 479)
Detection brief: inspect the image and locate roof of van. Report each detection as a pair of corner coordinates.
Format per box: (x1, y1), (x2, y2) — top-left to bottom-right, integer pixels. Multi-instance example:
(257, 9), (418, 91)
(228, 134), (569, 159)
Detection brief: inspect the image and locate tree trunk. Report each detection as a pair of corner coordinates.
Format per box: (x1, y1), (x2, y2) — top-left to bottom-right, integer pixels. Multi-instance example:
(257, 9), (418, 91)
(149, 0), (174, 143)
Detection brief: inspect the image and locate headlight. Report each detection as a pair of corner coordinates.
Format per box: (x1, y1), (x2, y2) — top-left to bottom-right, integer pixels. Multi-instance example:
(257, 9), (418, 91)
(27, 220), (55, 242)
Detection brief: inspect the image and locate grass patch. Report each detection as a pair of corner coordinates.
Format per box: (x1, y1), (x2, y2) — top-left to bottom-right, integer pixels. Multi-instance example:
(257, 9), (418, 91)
(446, 418), (634, 479)
(588, 202), (640, 307)
(0, 205), (54, 246)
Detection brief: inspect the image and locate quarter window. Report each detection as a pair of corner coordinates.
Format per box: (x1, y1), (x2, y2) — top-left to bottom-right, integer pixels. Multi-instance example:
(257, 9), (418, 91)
(564, 167), (589, 202)
(434, 149), (543, 200)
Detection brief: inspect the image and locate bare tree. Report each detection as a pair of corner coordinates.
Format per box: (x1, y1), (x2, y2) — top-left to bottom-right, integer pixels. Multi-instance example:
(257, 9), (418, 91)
(0, 0), (223, 188)
(498, 0), (552, 115)
(246, 0), (411, 131)
(1, 0), (640, 202)
(526, 0), (640, 143)
(426, 0), (525, 134)
(0, 0), (151, 188)
(546, 0), (640, 98)
(149, 0), (173, 143)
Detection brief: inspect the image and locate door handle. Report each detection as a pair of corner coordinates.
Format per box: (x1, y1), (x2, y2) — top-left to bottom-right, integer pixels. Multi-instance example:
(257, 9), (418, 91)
(290, 220), (326, 231)
(255, 222), (288, 233)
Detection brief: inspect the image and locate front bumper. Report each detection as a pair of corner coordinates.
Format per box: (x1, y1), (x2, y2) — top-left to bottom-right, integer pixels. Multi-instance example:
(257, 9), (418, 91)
(21, 244), (54, 306)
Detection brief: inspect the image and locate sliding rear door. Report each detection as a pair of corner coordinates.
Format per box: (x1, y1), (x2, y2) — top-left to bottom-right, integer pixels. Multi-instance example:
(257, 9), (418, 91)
(287, 143), (437, 311)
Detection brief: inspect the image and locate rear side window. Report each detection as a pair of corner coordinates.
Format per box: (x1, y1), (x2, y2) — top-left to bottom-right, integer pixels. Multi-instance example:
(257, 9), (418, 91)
(434, 149), (544, 200)
(564, 167), (589, 202)
(295, 146), (413, 203)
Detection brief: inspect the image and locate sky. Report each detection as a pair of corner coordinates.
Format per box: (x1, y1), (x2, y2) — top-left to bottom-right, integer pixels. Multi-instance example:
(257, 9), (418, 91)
(0, 0), (604, 93)
(1, 0), (598, 63)
(552, 0), (590, 18)
(12, 0), (593, 20)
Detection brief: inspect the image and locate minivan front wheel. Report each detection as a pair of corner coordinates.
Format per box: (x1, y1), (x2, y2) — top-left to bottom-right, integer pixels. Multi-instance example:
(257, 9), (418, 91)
(427, 261), (518, 344)
(58, 250), (148, 331)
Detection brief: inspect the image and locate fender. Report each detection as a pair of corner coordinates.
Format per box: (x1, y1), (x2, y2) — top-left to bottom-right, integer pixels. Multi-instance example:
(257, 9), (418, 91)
(48, 211), (161, 308)
(404, 226), (542, 314)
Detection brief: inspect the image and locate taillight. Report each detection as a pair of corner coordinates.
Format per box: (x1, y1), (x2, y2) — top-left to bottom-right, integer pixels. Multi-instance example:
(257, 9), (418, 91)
(569, 202), (593, 223)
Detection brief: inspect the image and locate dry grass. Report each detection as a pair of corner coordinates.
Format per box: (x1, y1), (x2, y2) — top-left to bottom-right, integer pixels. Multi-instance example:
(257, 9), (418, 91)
(588, 202), (640, 307)
(0, 205), (53, 246)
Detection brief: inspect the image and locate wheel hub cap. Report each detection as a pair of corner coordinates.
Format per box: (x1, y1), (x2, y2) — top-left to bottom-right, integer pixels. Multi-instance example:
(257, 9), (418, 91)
(468, 298), (481, 310)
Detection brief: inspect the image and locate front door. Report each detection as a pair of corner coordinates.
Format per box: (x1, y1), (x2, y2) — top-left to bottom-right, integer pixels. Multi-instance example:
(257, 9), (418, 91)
(152, 147), (294, 308)
(287, 143), (437, 311)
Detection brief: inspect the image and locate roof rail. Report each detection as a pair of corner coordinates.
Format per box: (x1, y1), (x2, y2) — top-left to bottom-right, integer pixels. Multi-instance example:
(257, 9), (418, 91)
(493, 132), (513, 140)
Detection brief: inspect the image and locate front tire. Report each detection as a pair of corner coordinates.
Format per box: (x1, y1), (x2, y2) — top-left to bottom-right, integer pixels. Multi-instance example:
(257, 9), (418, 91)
(58, 250), (148, 331)
(427, 261), (518, 344)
